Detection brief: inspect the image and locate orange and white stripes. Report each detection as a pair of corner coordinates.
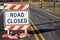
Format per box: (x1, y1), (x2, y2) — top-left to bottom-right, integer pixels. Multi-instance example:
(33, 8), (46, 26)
(4, 3), (30, 10)
(4, 25), (30, 30)
(4, 3), (30, 31)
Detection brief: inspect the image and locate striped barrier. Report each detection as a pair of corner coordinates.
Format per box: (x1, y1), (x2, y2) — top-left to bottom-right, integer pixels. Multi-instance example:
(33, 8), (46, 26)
(4, 3), (30, 10)
(4, 25), (30, 30)
(4, 3), (30, 31)
(2, 3), (31, 39)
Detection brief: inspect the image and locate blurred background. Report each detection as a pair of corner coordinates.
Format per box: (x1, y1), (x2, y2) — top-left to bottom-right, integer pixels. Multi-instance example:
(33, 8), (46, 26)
(0, 0), (59, 17)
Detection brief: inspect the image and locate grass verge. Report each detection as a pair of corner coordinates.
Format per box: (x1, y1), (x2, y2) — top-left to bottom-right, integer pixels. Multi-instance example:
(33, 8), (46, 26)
(43, 2), (60, 17)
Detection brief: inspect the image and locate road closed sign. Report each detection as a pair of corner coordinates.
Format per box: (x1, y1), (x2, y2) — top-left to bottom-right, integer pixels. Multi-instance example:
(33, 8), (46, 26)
(4, 11), (29, 25)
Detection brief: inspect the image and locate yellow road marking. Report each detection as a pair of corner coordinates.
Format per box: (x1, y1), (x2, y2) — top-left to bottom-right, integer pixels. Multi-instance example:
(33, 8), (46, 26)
(31, 26), (39, 40)
(30, 20), (45, 40)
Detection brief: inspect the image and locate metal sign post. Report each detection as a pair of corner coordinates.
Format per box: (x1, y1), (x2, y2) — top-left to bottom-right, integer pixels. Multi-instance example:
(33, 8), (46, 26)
(53, 0), (56, 11)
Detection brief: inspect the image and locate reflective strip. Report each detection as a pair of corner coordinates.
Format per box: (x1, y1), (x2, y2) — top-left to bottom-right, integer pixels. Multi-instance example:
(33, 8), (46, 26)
(18, 4), (25, 10)
(4, 3), (29, 10)
(23, 4), (29, 10)
(4, 25), (30, 30)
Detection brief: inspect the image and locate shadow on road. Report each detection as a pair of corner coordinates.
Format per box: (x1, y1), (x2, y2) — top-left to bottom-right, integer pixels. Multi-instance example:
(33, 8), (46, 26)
(28, 29), (59, 34)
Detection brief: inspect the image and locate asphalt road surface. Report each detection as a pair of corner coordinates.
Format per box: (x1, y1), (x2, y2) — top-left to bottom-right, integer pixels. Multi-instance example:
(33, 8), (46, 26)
(30, 8), (60, 40)
(0, 8), (60, 40)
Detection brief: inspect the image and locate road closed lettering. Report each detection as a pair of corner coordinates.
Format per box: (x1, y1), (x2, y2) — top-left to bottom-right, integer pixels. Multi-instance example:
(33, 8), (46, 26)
(10, 12), (24, 17)
(7, 18), (27, 23)
(5, 11), (29, 25)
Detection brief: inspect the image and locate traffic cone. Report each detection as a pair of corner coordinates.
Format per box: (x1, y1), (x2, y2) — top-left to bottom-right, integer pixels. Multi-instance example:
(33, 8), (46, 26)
(2, 34), (11, 38)
(8, 34), (18, 40)
(19, 33), (26, 38)
(19, 32), (31, 38)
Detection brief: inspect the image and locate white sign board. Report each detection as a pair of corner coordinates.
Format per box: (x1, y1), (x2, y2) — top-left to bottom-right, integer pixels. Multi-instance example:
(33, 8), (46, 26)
(4, 11), (29, 25)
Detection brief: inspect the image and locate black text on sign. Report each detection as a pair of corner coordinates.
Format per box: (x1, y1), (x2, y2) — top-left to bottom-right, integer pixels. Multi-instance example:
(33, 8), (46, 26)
(5, 11), (29, 25)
